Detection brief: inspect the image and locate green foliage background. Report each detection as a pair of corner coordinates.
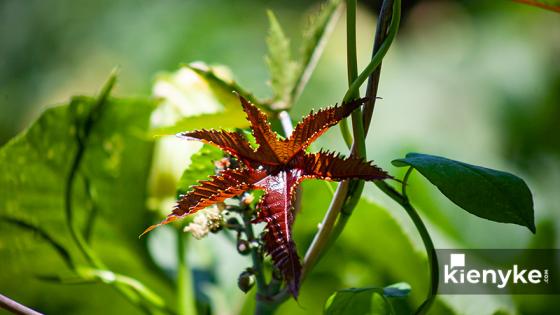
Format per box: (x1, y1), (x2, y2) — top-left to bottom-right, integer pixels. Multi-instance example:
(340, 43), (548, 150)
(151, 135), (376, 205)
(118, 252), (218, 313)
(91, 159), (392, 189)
(1, 0), (559, 314)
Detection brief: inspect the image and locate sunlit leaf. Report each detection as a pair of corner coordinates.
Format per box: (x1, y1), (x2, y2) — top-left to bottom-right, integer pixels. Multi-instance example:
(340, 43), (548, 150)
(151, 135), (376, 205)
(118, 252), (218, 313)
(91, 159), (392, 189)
(0, 92), (174, 313)
(392, 153), (535, 233)
(176, 144), (224, 196)
(151, 64), (253, 135)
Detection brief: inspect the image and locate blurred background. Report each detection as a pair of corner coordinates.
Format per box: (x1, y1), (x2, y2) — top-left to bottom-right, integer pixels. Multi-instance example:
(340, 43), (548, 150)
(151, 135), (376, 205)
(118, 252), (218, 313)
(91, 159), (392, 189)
(1, 0), (559, 314)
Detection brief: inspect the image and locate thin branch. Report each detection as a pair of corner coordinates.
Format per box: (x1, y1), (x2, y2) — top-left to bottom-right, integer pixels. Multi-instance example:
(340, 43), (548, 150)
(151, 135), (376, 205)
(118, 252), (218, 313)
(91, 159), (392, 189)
(0, 293), (43, 315)
(243, 209), (267, 293)
(363, 0), (394, 133)
(302, 0), (401, 283)
(374, 180), (439, 315)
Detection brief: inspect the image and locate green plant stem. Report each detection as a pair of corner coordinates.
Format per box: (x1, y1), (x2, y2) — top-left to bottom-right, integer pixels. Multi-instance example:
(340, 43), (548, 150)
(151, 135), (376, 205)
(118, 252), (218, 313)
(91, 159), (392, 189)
(375, 179), (438, 315)
(326, 0), (401, 247)
(303, 0), (401, 281)
(342, 0), (400, 103)
(340, 0), (360, 148)
(302, 181), (350, 280)
(304, 0), (365, 278)
(177, 230), (196, 315)
(245, 211), (280, 315)
(243, 211), (267, 294)
(363, 0), (394, 133)
(255, 300), (278, 315)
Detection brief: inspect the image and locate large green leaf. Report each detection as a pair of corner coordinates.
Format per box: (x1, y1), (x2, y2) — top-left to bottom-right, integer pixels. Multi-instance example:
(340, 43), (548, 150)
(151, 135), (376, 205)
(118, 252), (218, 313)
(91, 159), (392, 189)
(0, 90), (173, 313)
(151, 64), (253, 135)
(324, 283), (410, 315)
(392, 153), (535, 233)
(512, 0), (560, 13)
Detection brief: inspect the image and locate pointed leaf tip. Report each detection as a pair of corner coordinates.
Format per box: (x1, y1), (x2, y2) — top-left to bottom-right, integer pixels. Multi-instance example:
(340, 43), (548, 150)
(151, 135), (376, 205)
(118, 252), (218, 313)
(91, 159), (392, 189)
(392, 152), (536, 233)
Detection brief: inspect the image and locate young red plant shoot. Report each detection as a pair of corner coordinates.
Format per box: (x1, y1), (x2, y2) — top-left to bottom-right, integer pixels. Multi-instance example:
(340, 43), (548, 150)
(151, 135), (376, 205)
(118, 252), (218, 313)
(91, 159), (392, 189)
(142, 95), (391, 297)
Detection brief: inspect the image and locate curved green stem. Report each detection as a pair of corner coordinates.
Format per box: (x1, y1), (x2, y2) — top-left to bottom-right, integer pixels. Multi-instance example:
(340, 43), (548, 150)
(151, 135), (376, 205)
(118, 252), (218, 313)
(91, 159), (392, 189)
(303, 0), (401, 280)
(374, 180), (438, 315)
(342, 0), (400, 105)
(340, 0), (360, 148)
(363, 0), (394, 133)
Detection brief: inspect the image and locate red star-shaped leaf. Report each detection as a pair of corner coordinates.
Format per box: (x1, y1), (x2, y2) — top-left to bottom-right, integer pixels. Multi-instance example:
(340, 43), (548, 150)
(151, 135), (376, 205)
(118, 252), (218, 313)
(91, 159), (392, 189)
(142, 95), (391, 297)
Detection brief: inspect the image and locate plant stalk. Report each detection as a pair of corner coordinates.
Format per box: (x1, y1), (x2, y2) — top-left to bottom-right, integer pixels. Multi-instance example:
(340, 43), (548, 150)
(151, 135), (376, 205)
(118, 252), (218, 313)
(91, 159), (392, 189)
(302, 0), (401, 280)
(363, 0), (394, 133)
(375, 179), (438, 315)
(0, 293), (43, 315)
(177, 230), (196, 315)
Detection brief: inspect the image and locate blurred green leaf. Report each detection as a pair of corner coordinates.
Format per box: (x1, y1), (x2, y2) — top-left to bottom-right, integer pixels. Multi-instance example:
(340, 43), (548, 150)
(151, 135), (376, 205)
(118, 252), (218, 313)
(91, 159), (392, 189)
(176, 144), (223, 196)
(188, 63), (261, 107)
(151, 64), (252, 135)
(392, 153), (535, 233)
(278, 181), (423, 314)
(324, 283), (409, 315)
(292, 0), (343, 103)
(266, 10), (298, 108)
(0, 216), (74, 269)
(512, 0), (560, 13)
(0, 92), (174, 313)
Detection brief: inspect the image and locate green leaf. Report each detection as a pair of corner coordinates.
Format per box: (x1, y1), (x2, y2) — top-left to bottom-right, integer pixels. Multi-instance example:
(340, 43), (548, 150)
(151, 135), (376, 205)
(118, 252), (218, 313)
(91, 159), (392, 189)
(512, 0), (560, 13)
(176, 144), (224, 196)
(266, 10), (299, 108)
(0, 216), (74, 269)
(187, 63), (261, 106)
(383, 282), (411, 298)
(0, 92), (174, 313)
(292, 0), (343, 103)
(392, 153), (535, 233)
(324, 283), (410, 315)
(151, 64), (255, 135)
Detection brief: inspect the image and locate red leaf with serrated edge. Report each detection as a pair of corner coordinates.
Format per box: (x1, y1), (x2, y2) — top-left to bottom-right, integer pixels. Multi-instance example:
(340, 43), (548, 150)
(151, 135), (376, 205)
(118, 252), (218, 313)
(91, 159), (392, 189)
(239, 96), (287, 164)
(178, 130), (261, 166)
(301, 150), (391, 181)
(286, 98), (366, 155)
(142, 95), (392, 298)
(141, 168), (266, 236)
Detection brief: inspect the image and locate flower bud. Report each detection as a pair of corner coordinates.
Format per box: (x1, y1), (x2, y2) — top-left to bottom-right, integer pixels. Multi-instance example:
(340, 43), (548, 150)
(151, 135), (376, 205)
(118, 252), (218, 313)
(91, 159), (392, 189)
(237, 270), (255, 293)
(237, 239), (251, 255)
